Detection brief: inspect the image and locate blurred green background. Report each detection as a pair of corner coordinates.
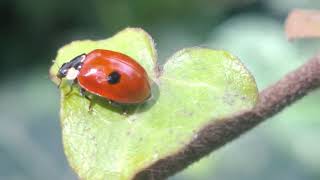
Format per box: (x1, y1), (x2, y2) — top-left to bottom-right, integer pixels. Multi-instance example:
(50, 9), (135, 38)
(1, 0), (320, 179)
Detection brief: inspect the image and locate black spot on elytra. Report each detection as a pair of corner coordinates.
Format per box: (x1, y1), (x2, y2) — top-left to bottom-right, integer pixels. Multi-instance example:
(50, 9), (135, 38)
(107, 71), (121, 84)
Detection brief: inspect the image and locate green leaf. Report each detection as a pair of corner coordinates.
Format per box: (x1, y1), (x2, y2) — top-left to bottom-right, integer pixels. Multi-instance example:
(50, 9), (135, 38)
(50, 28), (258, 180)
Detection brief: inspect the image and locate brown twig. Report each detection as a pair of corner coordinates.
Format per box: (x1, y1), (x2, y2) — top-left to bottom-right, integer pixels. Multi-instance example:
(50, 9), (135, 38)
(133, 54), (320, 180)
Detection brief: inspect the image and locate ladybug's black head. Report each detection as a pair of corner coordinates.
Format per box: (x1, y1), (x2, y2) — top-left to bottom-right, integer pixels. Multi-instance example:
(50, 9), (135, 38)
(57, 54), (86, 79)
(57, 62), (70, 79)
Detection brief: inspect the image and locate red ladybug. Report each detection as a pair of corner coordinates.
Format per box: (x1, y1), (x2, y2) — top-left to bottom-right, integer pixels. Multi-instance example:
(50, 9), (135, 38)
(57, 49), (151, 105)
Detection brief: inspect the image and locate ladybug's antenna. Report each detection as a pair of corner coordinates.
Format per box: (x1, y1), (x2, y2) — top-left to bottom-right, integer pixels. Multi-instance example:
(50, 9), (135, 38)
(52, 59), (64, 88)
(58, 79), (62, 88)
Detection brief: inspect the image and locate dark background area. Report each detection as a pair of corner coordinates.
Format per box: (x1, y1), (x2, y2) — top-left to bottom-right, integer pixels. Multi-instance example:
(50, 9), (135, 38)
(1, 0), (320, 180)
(0, 0), (260, 78)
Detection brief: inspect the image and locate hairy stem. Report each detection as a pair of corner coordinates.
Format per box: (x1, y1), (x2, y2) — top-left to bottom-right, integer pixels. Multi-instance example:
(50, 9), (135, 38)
(134, 54), (320, 180)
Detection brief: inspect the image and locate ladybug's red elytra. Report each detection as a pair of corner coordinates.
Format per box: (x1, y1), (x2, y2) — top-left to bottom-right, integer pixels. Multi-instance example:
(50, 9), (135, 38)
(57, 49), (151, 105)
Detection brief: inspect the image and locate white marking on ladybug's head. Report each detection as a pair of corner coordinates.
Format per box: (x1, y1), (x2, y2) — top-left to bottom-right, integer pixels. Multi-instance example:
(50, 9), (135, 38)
(66, 67), (80, 80)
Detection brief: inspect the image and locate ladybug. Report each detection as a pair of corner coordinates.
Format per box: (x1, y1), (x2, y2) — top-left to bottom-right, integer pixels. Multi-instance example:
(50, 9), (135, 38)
(57, 49), (151, 106)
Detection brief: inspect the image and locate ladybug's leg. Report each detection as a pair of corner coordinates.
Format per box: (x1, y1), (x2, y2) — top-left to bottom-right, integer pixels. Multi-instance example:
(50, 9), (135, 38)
(108, 100), (129, 115)
(121, 105), (129, 115)
(80, 88), (94, 112)
(65, 79), (78, 97)
(79, 87), (86, 96)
